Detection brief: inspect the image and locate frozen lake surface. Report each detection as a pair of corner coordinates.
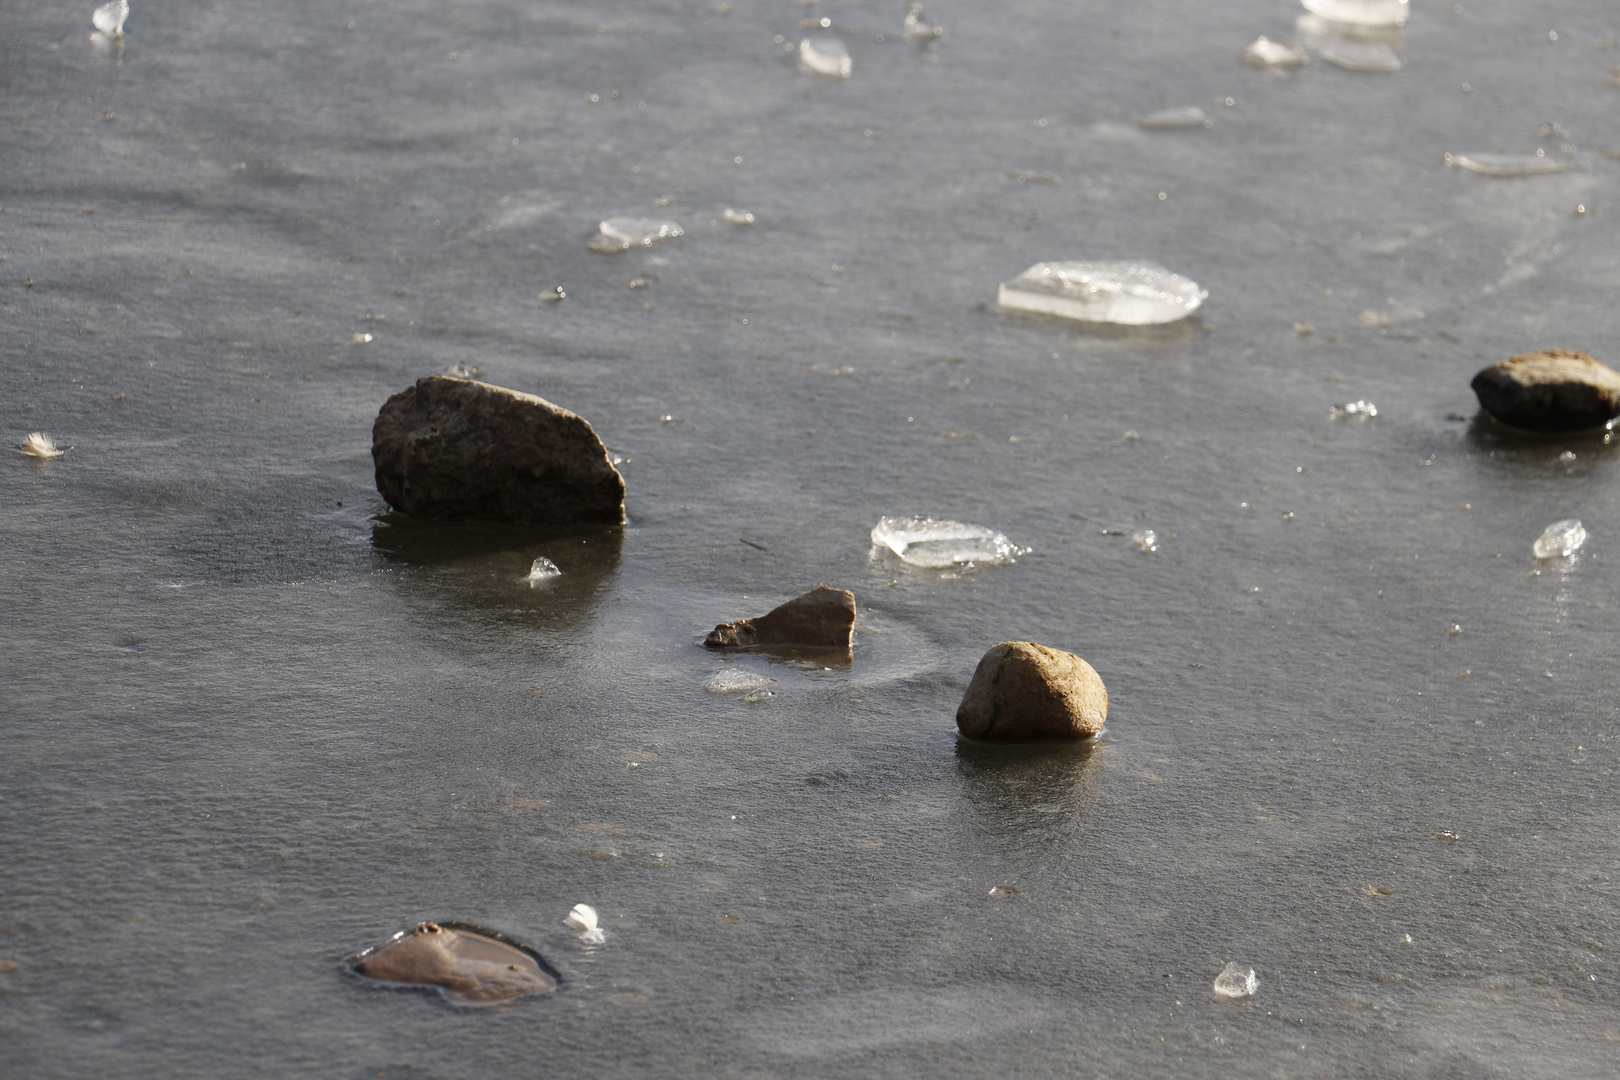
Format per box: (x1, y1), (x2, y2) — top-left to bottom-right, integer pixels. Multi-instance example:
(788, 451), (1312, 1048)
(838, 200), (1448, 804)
(3, 0), (1620, 1076)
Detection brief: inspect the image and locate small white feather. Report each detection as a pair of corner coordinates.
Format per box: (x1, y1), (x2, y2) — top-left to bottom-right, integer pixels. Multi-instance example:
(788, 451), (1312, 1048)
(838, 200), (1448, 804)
(19, 432), (68, 459)
(565, 902), (605, 943)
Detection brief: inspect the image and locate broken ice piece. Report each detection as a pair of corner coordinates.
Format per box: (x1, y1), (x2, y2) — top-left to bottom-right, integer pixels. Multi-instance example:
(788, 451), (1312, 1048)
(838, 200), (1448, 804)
(1131, 529), (1159, 553)
(903, 3), (943, 41)
(92, 0), (127, 38)
(722, 207), (756, 225)
(1445, 152), (1580, 177)
(799, 37), (852, 78)
(1532, 519), (1586, 560)
(564, 903), (605, 944)
(1138, 106), (1212, 130)
(587, 217), (684, 252)
(527, 556), (562, 584)
(1213, 962), (1259, 999)
(446, 363), (482, 378)
(871, 515), (1029, 569)
(706, 669), (778, 695)
(1244, 36), (1308, 67)
(741, 687), (775, 704)
(1318, 38), (1400, 70)
(998, 261), (1207, 325)
(1330, 400), (1378, 419)
(18, 432), (68, 459)
(540, 286), (566, 302)
(1300, 0), (1408, 28)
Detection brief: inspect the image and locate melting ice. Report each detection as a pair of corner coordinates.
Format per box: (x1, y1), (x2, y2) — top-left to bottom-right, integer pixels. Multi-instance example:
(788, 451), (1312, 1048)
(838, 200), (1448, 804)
(1138, 106), (1212, 130)
(998, 261), (1207, 325)
(799, 37), (852, 78)
(527, 557), (562, 584)
(1330, 400), (1378, 419)
(588, 217), (684, 252)
(870, 516), (1030, 569)
(92, 0), (127, 38)
(1445, 152), (1580, 177)
(1212, 962), (1259, 999)
(1298, 16), (1402, 71)
(903, 3), (943, 41)
(1300, 0), (1408, 27)
(1532, 519), (1586, 560)
(1243, 37), (1308, 67)
(706, 669), (777, 695)
(564, 903), (606, 944)
(1131, 529), (1159, 553)
(722, 208), (756, 225)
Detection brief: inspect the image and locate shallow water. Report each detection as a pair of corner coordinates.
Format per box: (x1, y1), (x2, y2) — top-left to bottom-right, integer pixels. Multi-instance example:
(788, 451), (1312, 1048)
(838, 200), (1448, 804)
(4, 1), (1620, 1076)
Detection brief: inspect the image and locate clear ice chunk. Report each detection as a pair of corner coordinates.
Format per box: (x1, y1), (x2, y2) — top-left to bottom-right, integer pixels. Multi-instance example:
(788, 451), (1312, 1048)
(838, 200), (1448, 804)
(1445, 152), (1580, 177)
(1300, 0), (1408, 28)
(1330, 400), (1378, 419)
(870, 515), (1030, 569)
(1532, 519), (1587, 560)
(998, 261), (1207, 325)
(1131, 529), (1159, 553)
(92, 0), (128, 37)
(706, 669), (777, 695)
(527, 556), (562, 583)
(1139, 106), (1213, 130)
(799, 37), (852, 78)
(1243, 36), (1308, 67)
(588, 217), (684, 252)
(1298, 15), (1402, 70)
(722, 207), (756, 225)
(903, 3), (943, 41)
(1213, 962), (1259, 999)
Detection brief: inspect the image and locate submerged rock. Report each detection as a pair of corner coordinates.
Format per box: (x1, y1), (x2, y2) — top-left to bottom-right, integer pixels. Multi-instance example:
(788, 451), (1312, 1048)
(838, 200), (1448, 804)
(354, 922), (557, 1004)
(1471, 350), (1620, 433)
(956, 641), (1109, 743)
(703, 584), (855, 650)
(372, 376), (625, 527)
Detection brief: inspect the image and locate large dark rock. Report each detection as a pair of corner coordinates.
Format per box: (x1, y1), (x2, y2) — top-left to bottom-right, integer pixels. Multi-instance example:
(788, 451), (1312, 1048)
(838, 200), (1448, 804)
(956, 641), (1108, 742)
(372, 376), (625, 527)
(1471, 349), (1620, 433)
(703, 584), (856, 649)
(354, 922), (557, 1004)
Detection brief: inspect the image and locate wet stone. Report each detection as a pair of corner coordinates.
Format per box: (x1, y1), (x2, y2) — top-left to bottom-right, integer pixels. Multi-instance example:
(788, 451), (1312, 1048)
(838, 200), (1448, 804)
(354, 922), (557, 1004)
(372, 375), (626, 527)
(956, 641), (1109, 743)
(704, 584), (855, 650)
(1471, 349), (1620, 433)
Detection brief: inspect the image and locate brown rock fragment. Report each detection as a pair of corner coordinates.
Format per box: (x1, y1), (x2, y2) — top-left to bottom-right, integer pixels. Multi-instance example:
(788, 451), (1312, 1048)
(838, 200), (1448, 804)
(956, 641), (1108, 742)
(354, 922), (557, 1004)
(1470, 349), (1620, 433)
(703, 584), (856, 649)
(372, 376), (625, 527)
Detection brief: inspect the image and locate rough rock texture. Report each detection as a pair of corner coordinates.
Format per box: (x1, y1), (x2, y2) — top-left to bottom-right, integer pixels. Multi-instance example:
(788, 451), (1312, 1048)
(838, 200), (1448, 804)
(355, 922), (556, 1004)
(373, 376), (625, 526)
(1471, 350), (1620, 433)
(956, 641), (1109, 742)
(703, 584), (856, 649)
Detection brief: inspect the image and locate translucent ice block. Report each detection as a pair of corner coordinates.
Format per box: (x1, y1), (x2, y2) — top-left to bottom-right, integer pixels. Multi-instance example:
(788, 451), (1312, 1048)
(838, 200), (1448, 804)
(1532, 519), (1586, 560)
(903, 3), (943, 41)
(588, 217), (684, 252)
(1139, 106), (1212, 130)
(92, 0), (128, 38)
(870, 516), (1030, 568)
(722, 207), (756, 225)
(998, 261), (1207, 325)
(527, 556), (562, 583)
(1445, 152), (1579, 177)
(1330, 400), (1378, 419)
(706, 669), (777, 695)
(1131, 529), (1159, 553)
(1318, 38), (1400, 70)
(1301, 0), (1408, 28)
(800, 37), (852, 78)
(1213, 962), (1259, 999)
(1243, 37), (1308, 67)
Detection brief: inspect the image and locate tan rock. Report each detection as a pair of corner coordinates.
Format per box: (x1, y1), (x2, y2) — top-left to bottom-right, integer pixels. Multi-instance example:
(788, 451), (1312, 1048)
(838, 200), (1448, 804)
(1471, 349), (1620, 433)
(372, 376), (625, 527)
(354, 922), (557, 1003)
(955, 641), (1108, 742)
(703, 584), (855, 649)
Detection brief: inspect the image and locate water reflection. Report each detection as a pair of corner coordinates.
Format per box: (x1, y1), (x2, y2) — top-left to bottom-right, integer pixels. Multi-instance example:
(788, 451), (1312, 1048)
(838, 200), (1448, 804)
(954, 736), (1106, 816)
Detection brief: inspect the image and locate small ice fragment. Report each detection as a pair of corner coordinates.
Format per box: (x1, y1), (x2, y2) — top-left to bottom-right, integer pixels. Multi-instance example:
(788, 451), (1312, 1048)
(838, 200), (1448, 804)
(527, 557), (562, 584)
(1131, 529), (1159, 553)
(722, 208), (755, 225)
(1318, 38), (1400, 71)
(1330, 400), (1378, 419)
(799, 37), (852, 78)
(741, 687), (775, 704)
(870, 515), (1030, 568)
(92, 0), (128, 38)
(706, 669), (777, 695)
(588, 217), (684, 252)
(1139, 106), (1212, 130)
(1532, 519), (1586, 560)
(902, 3), (942, 41)
(998, 261), (1207, 325)
(540, 286), (566, 302)
(352, 332), (373, 344)
(1300, 0), (1408, 27)
(1244, 36), (1308, 67)
(1445, 152), (1580, 177)
(1213, 962), (1259, 999)
(564, 903), (606, 944)
(1295, 322), (1315, 335)
(1558, 450), (1577, 462)
(446, 362), (482, 378)
(1448, 623), (1462, 635)
(18, 432), (68, 459)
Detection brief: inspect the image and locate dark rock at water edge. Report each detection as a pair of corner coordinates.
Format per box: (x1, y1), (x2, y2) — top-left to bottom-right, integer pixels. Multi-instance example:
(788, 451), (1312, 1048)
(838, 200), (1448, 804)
(1470, 349), (1620, 433)
(373, 376), (625, 527)
(353, 921), (557, 1004)
(704, 584), (856, 649)
(956, 641), (1108, 742)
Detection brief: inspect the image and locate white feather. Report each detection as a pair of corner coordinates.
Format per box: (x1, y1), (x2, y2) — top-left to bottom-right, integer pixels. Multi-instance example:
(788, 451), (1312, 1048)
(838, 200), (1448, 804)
(19, 432), (68, 459)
